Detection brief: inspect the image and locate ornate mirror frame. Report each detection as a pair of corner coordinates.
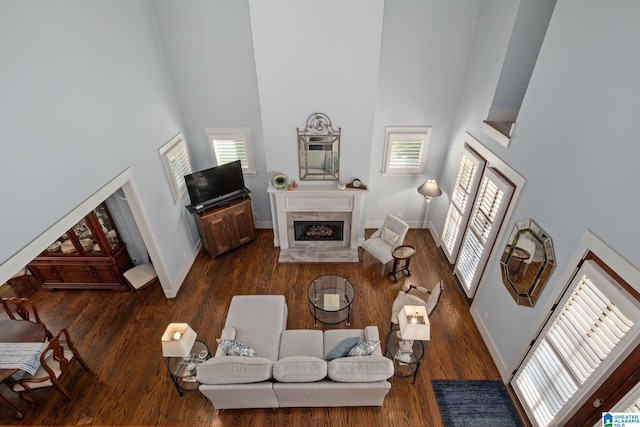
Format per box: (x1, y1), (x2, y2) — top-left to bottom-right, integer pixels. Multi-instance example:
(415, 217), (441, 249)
(500, 218), (556, 307)
(297, 113), (340, 181)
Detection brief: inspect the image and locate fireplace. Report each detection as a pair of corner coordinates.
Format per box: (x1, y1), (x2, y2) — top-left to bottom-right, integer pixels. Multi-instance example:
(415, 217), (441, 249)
(294, 221), (344, 242)
(268, 183), (366, 262)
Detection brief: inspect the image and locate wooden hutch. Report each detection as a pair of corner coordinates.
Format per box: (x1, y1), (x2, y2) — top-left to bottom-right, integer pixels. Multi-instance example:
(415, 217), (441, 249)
(29, 202), (133, 291)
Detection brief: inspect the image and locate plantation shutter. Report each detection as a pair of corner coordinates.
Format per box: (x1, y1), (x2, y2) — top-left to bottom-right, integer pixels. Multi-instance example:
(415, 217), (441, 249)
(382, 127), (431, 175)
(441, 146), (486, 263)
(213, 139), (249, 169)
(167, 142), (192, 196)
(454, 167), (514, 297)
(389, 137), (423, 169)
(512, 260), (640, 427)
(158, 133), (193, 202)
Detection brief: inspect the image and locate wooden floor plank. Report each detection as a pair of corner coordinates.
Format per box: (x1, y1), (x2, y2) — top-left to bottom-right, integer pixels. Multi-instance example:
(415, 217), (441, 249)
(0, 229), (514, 426)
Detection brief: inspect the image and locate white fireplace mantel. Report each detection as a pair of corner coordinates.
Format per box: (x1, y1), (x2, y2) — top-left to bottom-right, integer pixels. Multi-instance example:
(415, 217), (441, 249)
(268, 183), (367, 262)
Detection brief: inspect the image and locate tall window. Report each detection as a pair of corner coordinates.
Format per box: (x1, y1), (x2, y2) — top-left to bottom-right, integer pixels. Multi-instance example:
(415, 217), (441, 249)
(512, 260), (640, 427)
(205, 127), (256, 175)
(441, 145), (486, 263)
(454, 168), (514, 297)
(382, 127), (431, 176)
(158, 132), (193, 202)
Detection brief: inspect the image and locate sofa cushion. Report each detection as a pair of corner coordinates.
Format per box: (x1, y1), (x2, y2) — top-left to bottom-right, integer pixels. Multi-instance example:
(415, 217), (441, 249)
(224, 295), (287, 362)
(196, 356), (273, 385)
(347, 340), (379, 357)
(327, 356), (394, 383)
(273, 356), (327, 383)
(325, 336), (360, 361)
(279, 330), (324, 359)
(216, 338), (256, 357)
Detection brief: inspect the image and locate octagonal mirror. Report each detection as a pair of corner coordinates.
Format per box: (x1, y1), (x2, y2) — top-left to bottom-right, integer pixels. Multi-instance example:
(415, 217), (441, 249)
(500, 219), (555, 307)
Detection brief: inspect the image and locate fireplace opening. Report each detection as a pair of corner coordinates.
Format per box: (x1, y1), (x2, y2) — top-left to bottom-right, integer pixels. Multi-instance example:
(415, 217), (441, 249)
(294, 221), (344, 242)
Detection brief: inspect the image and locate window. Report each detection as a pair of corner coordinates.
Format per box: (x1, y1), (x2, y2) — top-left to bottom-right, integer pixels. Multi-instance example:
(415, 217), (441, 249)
(454, 167), (514, 297)
(512, 260), (640, 427)
(205, 127), (255, 175)
(158, 132), (193, 202)
(441, 145), (486, 263)
(382, 127), (431, 175)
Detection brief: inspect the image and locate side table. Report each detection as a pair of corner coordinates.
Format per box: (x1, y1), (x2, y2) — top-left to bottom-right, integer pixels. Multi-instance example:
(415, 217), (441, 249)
(384, 329), (424, 384)
(166, 339), (210, 396)
(389, 245), (416, 282)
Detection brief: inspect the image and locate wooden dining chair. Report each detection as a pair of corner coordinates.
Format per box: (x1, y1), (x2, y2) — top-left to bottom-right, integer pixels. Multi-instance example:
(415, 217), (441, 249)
(122, 263), (158, 305)
(7, 328), (91, 406)
(1, 297), (54, 340)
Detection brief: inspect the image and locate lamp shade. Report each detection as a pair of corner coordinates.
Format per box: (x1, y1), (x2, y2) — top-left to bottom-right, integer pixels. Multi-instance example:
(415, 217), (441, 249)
(161, 323), (197, 357)
(398, 305), (430, 340)
(417, 179), (442, 199)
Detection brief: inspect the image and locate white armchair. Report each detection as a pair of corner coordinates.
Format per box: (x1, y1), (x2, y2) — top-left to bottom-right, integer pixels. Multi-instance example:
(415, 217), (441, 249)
(390, 280), (443, 331)
(361, 214), (410, 275)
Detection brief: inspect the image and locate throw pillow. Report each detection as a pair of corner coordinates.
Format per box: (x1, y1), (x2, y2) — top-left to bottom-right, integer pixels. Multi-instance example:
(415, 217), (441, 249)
(216, 338), (256, 357)
(325, 336), (360, 361)
(347, 340), (379, 357)
(380, 226), (399, 246)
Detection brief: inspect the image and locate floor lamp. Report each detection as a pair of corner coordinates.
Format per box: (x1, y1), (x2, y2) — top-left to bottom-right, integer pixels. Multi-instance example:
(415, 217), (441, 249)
(417, 179), (442, 235)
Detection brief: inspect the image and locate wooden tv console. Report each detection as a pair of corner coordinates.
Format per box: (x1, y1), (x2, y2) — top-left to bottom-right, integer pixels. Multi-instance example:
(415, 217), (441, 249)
(193, 197), (255, 258)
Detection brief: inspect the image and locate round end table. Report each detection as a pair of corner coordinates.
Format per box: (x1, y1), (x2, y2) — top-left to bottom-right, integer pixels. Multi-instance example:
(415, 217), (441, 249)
(166, 339), (211, 396)
(385, 329), (424, 384)
(389, 245), (416, 282)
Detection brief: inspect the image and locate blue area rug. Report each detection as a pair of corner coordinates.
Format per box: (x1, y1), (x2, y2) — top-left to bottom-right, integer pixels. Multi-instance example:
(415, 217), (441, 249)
(432, 380), (524, 427)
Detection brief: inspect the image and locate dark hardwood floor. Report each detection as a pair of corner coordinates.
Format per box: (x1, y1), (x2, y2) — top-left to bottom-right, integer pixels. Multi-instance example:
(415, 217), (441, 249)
(0, 229), (512, 426)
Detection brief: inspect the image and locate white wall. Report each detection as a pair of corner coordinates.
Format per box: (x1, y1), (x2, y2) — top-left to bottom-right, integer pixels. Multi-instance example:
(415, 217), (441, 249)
(0, 0), (196, 295)
(367, 0), (481, 227)
(152, 0), (271, 227)
(442, 0), (640, 378)
(250, 0), (384, 190)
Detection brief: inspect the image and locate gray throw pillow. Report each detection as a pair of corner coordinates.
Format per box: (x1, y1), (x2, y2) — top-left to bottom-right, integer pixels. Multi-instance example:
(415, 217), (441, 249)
(325, 336), (360, 361)
(347, 340), (379, 357)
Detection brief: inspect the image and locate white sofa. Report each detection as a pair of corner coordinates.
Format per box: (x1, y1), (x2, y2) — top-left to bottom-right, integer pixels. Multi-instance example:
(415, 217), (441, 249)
(197, 295), (394, 409)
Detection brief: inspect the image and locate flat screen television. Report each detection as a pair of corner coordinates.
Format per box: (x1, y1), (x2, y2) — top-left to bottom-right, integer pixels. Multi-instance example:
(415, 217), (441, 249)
(184, 160), (250, 212)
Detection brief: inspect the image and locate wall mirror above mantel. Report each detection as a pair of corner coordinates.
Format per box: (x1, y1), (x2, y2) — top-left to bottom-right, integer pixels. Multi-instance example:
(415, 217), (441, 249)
(500, 218), (555, 307)
(298, 112), (340, 181)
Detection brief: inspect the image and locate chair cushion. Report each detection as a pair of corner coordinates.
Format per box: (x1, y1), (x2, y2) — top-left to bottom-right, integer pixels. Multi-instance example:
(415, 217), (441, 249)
(380, 226), (399, 246)
(347, 340), (379, 357)
(11, 349), (72, 392)
(196, 356), (273, 384)
(327, 356), (394, 383)
(361, 238), (394, 264)
(325, 337), (360, 361)
(216, 339), (256, 357)
(123, 263), (157, 289)
(273, 356), (327, 383)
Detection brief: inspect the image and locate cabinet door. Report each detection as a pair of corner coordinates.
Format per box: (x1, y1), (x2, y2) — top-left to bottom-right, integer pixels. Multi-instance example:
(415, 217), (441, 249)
(232, 201), (255, 245)
(208, 216), (236, 255)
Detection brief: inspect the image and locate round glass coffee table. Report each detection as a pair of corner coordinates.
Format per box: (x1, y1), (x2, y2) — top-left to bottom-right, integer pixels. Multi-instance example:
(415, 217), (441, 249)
(307, 274), (355, 326)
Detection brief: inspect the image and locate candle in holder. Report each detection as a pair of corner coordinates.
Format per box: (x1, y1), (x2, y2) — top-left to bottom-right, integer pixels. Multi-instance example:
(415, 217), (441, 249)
(172, 331), (182, 341)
